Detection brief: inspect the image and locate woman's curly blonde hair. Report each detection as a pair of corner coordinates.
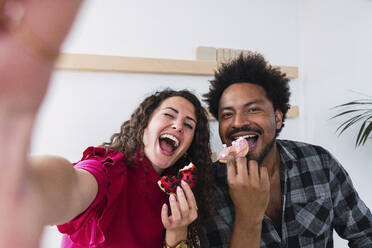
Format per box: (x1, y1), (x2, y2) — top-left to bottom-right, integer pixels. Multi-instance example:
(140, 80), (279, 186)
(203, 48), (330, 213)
(102, 88), (215, 247)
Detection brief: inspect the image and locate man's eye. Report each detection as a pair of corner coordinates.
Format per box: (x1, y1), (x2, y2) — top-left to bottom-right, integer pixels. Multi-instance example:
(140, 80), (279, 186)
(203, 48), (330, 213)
(249, 107), (259, 112)
(221, 112), (232, 118)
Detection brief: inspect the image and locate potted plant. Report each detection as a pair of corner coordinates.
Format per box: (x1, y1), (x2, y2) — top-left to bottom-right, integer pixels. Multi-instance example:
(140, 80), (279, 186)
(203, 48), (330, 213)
(331, 94), (372, 147)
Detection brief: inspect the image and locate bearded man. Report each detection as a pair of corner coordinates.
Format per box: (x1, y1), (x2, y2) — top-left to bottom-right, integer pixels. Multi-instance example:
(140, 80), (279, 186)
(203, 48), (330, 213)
(201, 53), (372, 248)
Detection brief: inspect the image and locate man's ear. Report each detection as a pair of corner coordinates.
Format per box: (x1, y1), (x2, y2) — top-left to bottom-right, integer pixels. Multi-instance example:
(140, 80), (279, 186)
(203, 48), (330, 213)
(275, 109), (283, 130)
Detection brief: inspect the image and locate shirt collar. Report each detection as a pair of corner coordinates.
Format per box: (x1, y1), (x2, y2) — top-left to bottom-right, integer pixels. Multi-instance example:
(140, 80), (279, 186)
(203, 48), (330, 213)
(277, 140), (296, 170)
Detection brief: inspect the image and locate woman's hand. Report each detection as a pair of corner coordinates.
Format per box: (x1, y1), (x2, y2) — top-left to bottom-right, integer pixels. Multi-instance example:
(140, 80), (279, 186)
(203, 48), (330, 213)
(0, 1), (83, 247)
(0, 0), (83, 115)
(161, 180), (198, 246)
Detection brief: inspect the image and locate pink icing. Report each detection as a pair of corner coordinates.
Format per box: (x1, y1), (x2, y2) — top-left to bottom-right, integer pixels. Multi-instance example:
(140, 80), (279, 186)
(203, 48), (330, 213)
(218, 138), (249, 163)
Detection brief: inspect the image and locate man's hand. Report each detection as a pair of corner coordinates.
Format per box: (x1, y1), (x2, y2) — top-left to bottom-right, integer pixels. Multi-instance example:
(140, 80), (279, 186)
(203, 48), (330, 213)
(227, 154), (270, 247)
(227, 155), (270, 223)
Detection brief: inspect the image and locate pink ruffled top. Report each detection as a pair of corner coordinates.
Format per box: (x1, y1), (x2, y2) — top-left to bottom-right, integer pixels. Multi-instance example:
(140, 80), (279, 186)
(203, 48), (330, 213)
(57, 147), (167, 248)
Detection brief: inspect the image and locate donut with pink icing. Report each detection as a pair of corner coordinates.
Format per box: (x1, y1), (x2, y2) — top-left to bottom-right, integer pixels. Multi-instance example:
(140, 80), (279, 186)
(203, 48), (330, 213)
(218, 137), (249, 163)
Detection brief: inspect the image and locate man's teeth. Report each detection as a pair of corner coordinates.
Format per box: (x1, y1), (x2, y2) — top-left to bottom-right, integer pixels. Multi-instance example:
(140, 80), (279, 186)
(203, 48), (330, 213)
(160, 134), (180, 147)
(234, 135), (257, 140)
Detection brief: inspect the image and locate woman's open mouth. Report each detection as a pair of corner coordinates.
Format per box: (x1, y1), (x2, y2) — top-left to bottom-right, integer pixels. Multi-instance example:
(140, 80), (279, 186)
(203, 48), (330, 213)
(159, 134), (180, 156)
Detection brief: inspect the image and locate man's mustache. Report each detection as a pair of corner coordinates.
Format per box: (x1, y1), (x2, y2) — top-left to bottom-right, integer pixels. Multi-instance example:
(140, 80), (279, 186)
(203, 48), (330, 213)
(227, 126), (263, 139)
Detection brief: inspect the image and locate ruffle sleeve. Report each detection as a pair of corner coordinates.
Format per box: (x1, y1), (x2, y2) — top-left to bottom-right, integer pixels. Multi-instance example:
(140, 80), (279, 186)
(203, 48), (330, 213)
(57, 146), (126, 247)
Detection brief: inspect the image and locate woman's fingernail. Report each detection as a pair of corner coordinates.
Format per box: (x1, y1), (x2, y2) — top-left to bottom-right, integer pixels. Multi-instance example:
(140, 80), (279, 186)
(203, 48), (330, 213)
(177, 186), (182, 192)
(181, 180), (187, 186)
(169, 194), (176, 201)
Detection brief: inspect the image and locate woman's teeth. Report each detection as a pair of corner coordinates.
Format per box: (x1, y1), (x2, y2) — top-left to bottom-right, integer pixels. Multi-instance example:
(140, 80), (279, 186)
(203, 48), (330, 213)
(160, 134), (180, 148)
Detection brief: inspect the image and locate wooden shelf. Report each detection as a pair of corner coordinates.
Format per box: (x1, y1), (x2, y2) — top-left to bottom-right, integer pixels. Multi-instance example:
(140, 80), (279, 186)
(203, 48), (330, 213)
(56, 53), (298, 78)
(56, 53), (300, 119)
(287, 105), (299, 119)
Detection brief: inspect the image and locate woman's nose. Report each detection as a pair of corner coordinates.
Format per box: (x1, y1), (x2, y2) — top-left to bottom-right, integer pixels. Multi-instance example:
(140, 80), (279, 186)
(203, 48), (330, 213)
(172, 118), (183, 132)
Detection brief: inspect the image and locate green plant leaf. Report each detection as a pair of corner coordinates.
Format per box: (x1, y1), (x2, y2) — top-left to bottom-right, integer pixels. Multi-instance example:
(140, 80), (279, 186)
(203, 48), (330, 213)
(356, 121), (367, 146)
(336, 114), (365, 135)
(359, 120), (372, 146)
(331, 98), (372, 147)
(330, 109), (365, 119)
(333, 100), (372, 108)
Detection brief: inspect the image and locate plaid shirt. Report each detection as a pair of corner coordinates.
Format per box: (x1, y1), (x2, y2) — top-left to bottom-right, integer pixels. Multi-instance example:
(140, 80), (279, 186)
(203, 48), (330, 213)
(201, 140), (372, 248)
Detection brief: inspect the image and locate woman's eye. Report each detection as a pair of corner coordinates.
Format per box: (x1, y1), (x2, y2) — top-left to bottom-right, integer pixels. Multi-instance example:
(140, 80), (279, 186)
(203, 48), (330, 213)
(164, 113), (174, 118)
(249, 107), (259, 112)
(184, 123), (194, 130)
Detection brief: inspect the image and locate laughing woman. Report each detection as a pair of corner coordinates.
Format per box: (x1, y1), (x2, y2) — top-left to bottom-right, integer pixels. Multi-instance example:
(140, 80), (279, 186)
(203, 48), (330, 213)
(0, 1), (214, 247)
(31, 89), (215, 248)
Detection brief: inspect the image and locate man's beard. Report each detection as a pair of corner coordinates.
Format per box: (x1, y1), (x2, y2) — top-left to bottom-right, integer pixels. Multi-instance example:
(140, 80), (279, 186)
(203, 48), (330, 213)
(247, 134), (276, 165)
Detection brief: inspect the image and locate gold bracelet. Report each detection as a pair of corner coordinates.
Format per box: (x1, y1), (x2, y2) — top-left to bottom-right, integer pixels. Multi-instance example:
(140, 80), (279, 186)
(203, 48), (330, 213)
(163, 240), (189, 248)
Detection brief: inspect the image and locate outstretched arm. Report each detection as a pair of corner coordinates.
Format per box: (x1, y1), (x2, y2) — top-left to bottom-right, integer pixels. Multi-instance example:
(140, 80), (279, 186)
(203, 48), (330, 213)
(29, 155), (99, 226)
(0, 0), (84, 247)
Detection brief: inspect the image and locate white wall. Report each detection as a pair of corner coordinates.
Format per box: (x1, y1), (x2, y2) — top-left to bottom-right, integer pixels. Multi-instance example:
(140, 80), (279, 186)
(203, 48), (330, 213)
(31, 0), (372, 247)
(299, 1), (372, 245)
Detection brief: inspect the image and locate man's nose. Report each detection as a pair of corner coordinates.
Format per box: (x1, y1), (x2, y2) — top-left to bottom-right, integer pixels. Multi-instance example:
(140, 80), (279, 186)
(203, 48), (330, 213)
(232, 113), (249, 129)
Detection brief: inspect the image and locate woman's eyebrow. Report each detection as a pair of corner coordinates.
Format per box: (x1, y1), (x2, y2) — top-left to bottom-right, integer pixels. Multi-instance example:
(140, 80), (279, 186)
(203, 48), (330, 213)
(163, 107), (197, 124)
(163, 106), (178, 113)
(186, 116), (197, 124)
